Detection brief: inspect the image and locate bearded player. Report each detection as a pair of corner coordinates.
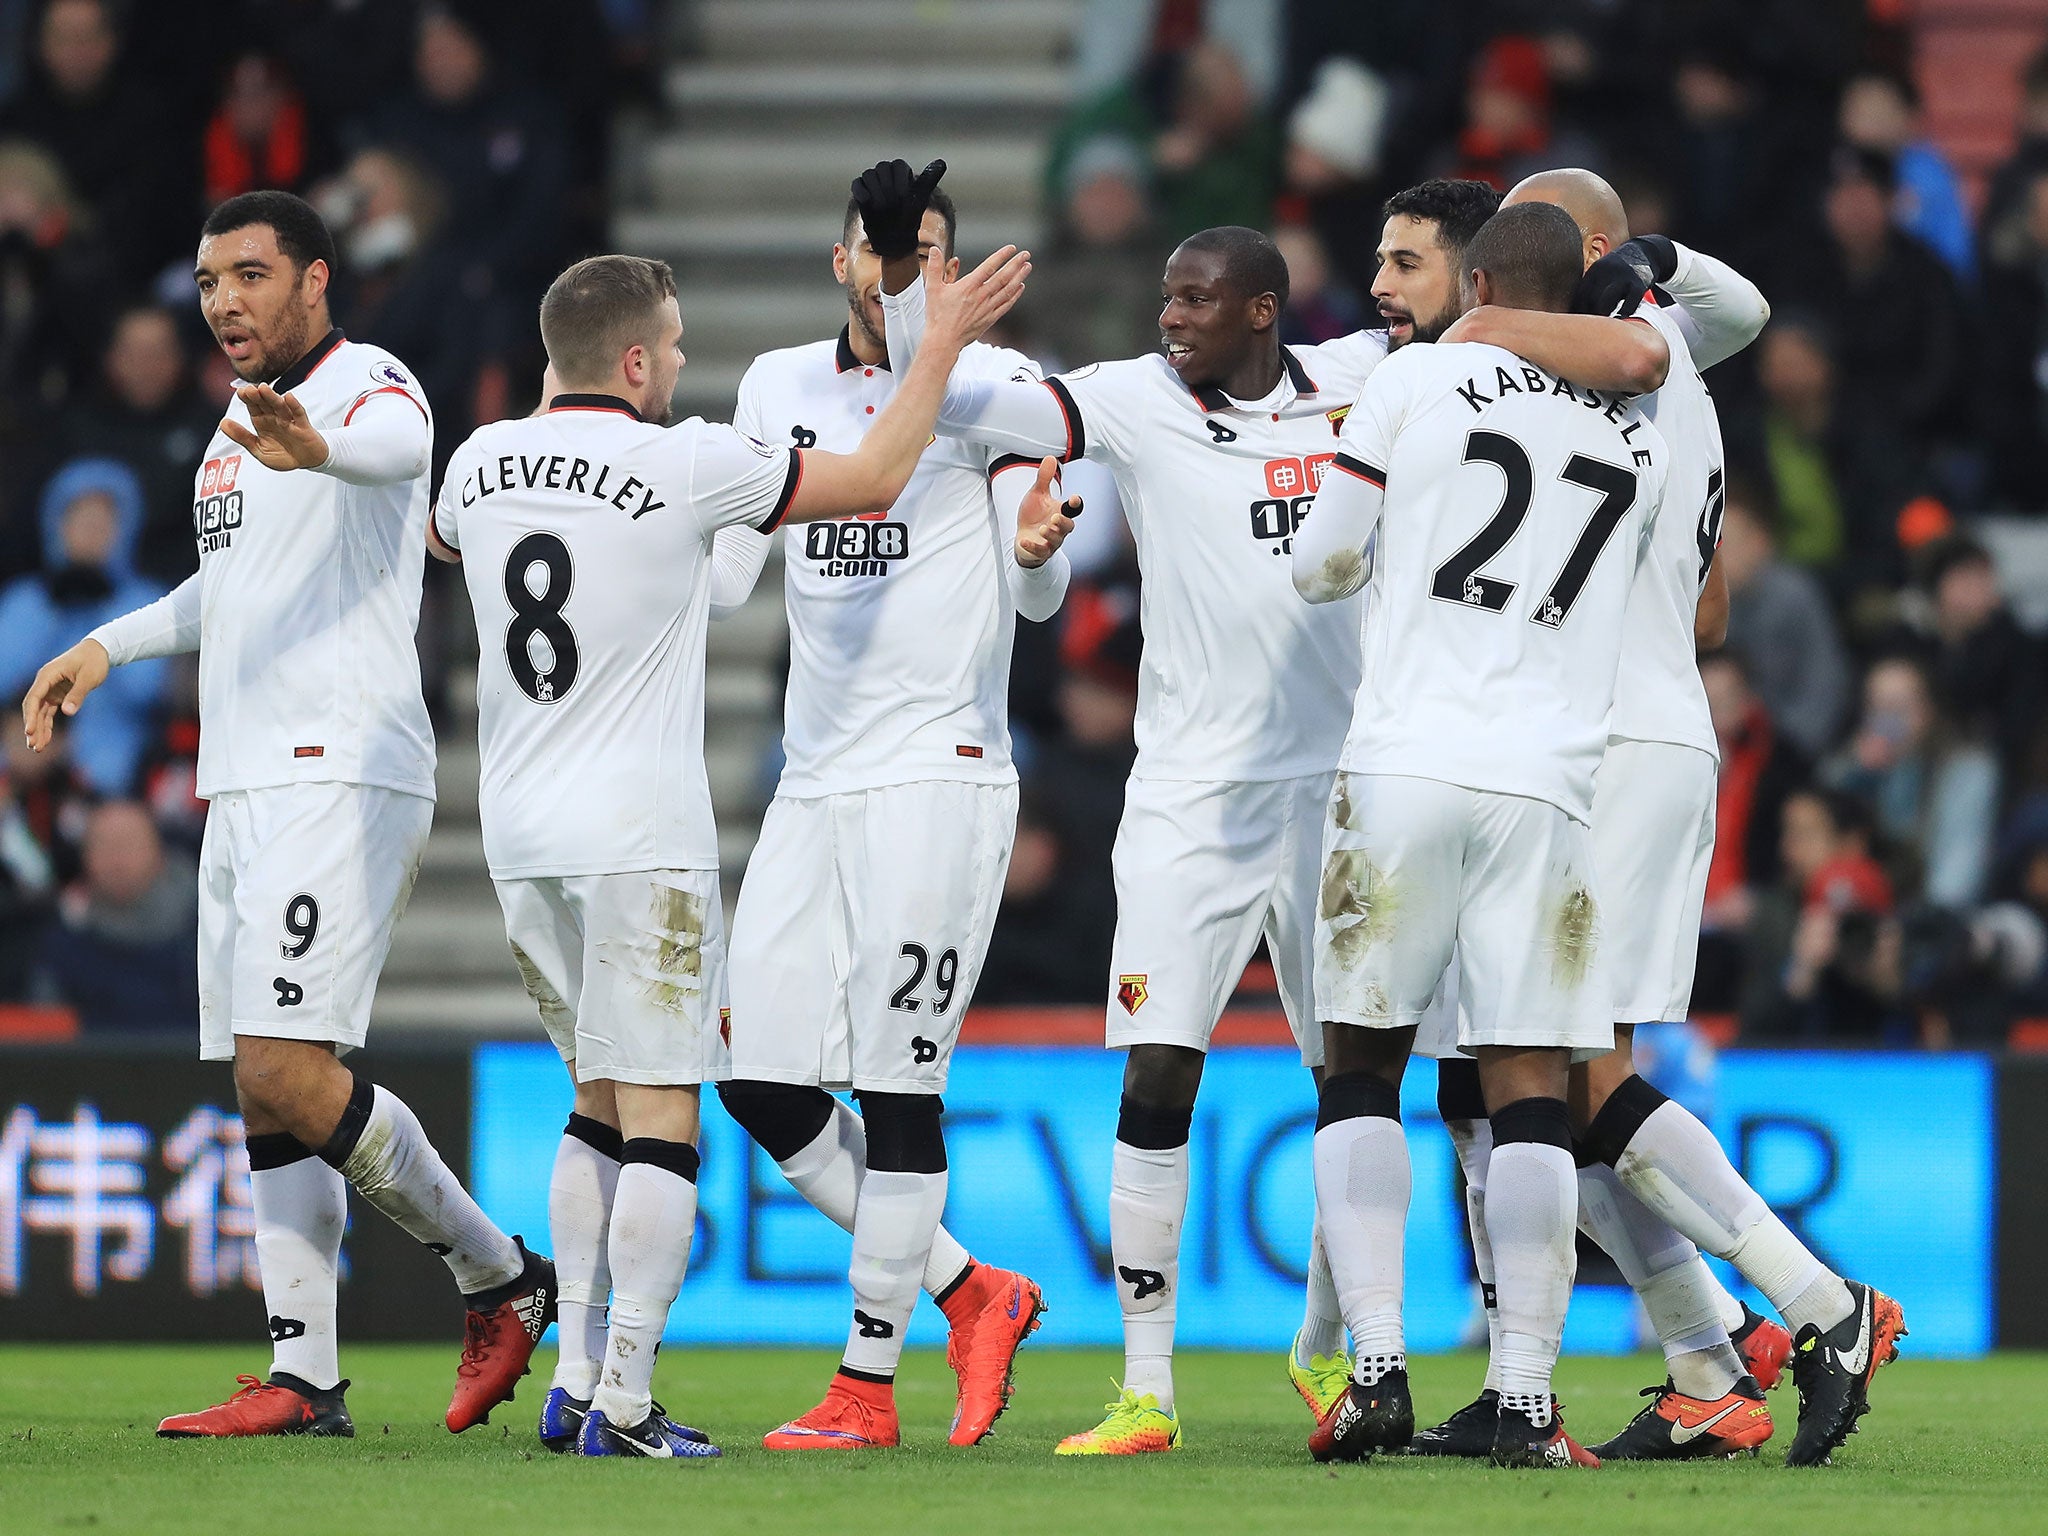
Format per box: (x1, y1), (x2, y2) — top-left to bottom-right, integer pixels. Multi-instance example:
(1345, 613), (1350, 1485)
(23, 191), (552, 1439)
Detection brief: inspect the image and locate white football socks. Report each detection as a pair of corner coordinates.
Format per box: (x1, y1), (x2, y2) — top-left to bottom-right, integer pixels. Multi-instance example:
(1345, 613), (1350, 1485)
(1311, 1116), (1408, 1378)
(1444, 1115), (1502, 1392)
(1578, 1162), (1742, 1399)
(841, 1168), (948, 1379)
(1110, 1139), (1187, 1410)
(1296, 1222), (1347, 1366)
(327, 1081), (522, 1295)
(1486, 1140), (1578, 1427)
(249, 1144), (346, 1391)
(593, 1148), (697, 1428)
(777, 1099), (973, 1297)
(548, 1118), (620, 1398)
(1614, 1100), (1853, 1335)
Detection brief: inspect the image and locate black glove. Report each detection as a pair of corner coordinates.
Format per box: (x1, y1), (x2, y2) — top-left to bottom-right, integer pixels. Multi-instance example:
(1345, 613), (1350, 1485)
(1631, 234), (1679, 284)
(1572, 240), (1657, 319)
(849, 158), (948, 260)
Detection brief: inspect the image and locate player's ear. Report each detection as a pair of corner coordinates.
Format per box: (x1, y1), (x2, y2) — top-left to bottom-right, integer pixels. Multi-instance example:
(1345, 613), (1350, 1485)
(621, 341), (648, 386)
(1250, 291), (1279, 333)
(832, 243), (850, 284)
(943, 255), (961, 282)
(1585, 233), (1611, 266)
(1471, 267), (1495, 308)
(301, 257), (330, 306)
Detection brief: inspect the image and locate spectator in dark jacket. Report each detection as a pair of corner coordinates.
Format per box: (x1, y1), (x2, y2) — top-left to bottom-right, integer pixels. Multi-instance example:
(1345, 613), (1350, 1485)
(0, 0), (185, 280)
(40, 800), (196, 1032)
(60, 306), (219, 583)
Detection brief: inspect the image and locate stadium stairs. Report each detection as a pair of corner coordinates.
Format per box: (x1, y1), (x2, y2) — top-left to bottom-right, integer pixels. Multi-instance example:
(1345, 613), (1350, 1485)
(371, 0), (1081, 1035)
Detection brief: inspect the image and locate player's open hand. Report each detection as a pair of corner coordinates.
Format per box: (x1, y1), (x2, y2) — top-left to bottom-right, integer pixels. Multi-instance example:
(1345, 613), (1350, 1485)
(1016, 457), (1082, 568)
(21, 638), (110, 753)
(924, 243), (1030, 353)
(220, 382), (330, 471)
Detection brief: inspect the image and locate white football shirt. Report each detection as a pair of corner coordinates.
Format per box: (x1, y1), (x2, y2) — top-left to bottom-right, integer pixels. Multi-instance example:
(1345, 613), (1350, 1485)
(90, 330), (437, 801)
(435, 394), (800, 878)
(1606, 301), (1724, 758)
(726, 331), (1044, 796)
(881, 276), (1388, 783)
(1308, 340), (1669, 822)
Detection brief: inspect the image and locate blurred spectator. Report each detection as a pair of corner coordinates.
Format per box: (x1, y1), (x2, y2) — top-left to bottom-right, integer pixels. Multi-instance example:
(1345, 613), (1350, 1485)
(1741, 311), (1913, 600)
(1437, 34), (1605, 191)
(369, 5), (569, 301)
(1696, 650), (1812, 1011)
(1884, 537), (2044, 790)
(1285, 57), (1388, 195)
(253, 0), (418, 142)
(0, 137), (116, 442)
(39, 799), (197, 1032)
(1824, 655), (1999, 909)
(202, 52), (316, 207)
(1802, 148), (1965, 457)
(1049, 37), (1280, 245)
(1664, 44), (1767, 256)
(0, 0), (184, 280)
(1983, 43), (2048, 256)
(1744, 786), (1901, 1039)
(0, 458), (168, 794)
(1272, 223), (1364, 345)
(1022, 136), (1173, 369)
(1718, 476), (1850, 757)
(1, 719), (87, 888)
(1838, 70), (1974, 283)
(1980, 808), (2048, 1015)
(1982, 165), (2048, 507)
(315, 146), (495, 455)
(61, 306), (217, 583)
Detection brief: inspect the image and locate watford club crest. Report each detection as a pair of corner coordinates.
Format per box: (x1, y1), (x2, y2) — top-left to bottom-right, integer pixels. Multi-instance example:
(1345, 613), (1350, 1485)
(1117, 974), (1149, 1015)
(1326, 404), (1351, 436)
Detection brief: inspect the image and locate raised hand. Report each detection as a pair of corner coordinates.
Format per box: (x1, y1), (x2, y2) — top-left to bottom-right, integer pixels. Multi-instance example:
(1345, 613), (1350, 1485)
(1016, 457), (1082, 569)
(21, 638), (110, 752)
(923, 243), (1030, 352)
(1571, 243), (1657, 320)
(220, 382), (330, 471)
(851, 158), (947, 259)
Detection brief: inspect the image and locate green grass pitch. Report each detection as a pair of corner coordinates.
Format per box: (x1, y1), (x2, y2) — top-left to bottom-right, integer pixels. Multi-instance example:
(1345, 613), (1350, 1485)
(2, 1346), (2042, 1536)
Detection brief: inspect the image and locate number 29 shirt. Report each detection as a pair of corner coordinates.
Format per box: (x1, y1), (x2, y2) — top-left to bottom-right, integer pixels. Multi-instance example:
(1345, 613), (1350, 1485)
(434, 395), (800, 879)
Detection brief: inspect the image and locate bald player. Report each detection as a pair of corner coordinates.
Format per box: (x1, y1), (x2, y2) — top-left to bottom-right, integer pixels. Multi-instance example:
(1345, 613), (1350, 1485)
(1422, 169), (1903, 1467)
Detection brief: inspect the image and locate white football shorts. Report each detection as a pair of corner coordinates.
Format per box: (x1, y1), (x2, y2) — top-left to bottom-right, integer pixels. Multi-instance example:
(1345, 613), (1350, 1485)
(1591, 738), (1717, 1026)
(725, 780), (1016, 1093)
(1313, 772), (1612, 1059)
(199, 782), (431, 1061)
(1104, 773), (1329, 1068)
(494, 868), (727, 1086)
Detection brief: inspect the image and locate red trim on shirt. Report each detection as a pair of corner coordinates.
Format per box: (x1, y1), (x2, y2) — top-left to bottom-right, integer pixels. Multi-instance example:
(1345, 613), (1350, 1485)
(343, 385), (427, 425)
(759, 448), (803, 532)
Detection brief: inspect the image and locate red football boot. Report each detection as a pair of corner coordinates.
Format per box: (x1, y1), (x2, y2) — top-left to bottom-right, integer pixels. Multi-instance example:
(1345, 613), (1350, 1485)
(1731, 1303), (1794, 1392)
(763, 1371), (900, 1450)
(446, 1238), (557, 1433)
(157, 1374), (353, 1438)
(939, 1263), (1046, 1445)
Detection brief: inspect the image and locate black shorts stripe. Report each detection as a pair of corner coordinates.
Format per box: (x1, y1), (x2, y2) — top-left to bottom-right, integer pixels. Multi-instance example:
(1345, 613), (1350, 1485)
(760, 447), (803, 531)
(1332, 451), (1385, 487)
(1042, 377), (1086, 463)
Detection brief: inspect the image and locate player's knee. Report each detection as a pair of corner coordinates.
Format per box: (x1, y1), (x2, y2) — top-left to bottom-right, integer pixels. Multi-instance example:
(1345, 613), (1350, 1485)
(1320, 1021), (1407, 1079)
(1580, 1072), (1669, 1167)
(1115, 1093), (1193, 1150)
(716, 1079), (837, 1162)
(1489, 1094), (1574, 1152)
(1435, 1056), (1487, 1124)
(1121, 1042), (1204, 1113)
(852, 1091), (946, 1173)
(1315, 1069), (1401, 1129)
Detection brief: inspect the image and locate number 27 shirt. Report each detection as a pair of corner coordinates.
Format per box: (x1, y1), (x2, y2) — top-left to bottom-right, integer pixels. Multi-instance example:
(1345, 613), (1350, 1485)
(434, 395), (800, 879)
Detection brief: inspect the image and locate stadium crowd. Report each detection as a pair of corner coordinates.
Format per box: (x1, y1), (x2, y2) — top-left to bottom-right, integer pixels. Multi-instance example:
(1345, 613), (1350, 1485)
(0, 0), (2044, 1046)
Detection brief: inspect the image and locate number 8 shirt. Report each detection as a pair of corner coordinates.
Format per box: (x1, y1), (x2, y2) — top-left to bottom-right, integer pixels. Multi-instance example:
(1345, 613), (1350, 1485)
(434, 393), (799, 1084)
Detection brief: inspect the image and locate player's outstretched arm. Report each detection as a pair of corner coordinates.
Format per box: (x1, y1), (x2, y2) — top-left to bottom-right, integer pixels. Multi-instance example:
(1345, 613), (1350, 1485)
(1439, 307), (1671, 396)
(781, 244), (1030, 523)
(220, 381), (430, 486)
(1654, 237), (1770, 370)
(21, 638), (110, 752)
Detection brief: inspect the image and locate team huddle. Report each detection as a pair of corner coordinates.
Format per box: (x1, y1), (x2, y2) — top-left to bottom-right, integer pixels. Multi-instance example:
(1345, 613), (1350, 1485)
(21, 156), (1904, 1468)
